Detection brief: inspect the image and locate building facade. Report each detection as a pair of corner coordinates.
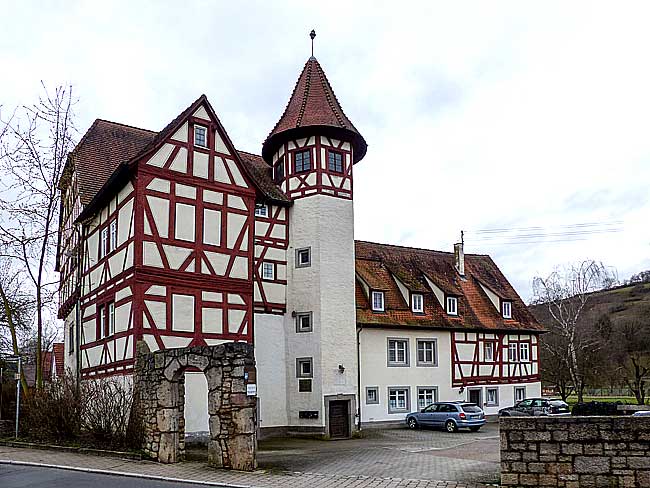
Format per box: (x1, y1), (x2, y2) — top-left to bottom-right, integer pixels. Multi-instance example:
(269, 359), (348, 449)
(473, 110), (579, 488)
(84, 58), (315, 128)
(57, 54), (542, 438)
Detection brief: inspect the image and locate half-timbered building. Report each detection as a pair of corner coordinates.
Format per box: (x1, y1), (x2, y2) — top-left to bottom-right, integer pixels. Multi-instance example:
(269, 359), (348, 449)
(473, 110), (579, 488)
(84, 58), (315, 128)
(57, 53), (542, 438)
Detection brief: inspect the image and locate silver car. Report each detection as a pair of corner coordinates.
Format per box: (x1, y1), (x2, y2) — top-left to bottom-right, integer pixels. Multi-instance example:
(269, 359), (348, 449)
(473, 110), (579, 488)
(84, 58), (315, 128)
(406, 402), (486, 432)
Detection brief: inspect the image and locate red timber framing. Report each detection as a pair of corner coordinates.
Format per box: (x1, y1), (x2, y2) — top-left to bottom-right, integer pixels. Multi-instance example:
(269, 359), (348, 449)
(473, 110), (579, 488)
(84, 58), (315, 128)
(451, 331), (540, 387)
(275, 135), (354, 200)
(77, 99), (260, 379)
(253, 203), (288, 314)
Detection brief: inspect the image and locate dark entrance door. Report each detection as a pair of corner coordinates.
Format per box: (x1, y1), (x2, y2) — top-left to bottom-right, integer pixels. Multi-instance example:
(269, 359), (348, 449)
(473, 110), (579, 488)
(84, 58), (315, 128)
(328, 400), (349, 439)
(468, 388), (482, 407)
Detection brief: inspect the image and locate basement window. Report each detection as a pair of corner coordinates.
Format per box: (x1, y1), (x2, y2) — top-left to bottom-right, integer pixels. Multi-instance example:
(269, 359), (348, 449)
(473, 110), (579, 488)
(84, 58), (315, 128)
(194, 125), (207, 148)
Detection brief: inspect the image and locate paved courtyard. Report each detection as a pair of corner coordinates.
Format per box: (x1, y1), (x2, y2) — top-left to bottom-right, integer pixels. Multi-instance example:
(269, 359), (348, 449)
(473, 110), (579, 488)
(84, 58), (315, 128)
(0, 424), (500, 488)
(257, 424), (500, 484)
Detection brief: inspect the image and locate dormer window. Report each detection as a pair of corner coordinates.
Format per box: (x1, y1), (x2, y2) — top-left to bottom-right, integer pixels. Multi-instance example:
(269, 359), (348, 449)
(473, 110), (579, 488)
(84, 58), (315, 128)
(327, 150), (343, 173)
(294, 150), (311, 173)
(446, 296), (458, 316)
(411, 293), (423, 313)
(502, 300), (512, 319)
(372, 291), (385, 312)
(194, 125), (207, 148)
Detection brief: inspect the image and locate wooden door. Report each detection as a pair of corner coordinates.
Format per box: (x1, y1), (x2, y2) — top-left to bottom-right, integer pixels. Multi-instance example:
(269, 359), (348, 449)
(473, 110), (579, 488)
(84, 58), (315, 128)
(328, 400), (349, 439)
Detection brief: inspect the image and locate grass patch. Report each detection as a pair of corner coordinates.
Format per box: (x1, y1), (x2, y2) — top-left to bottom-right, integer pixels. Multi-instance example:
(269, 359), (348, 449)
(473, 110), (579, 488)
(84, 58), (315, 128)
(565, 396), (637, 407)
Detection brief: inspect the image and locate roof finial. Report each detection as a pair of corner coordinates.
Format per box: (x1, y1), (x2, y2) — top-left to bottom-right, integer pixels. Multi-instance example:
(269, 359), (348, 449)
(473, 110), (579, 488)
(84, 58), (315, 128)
(310, 29), (316, 58)
(461, 230), (464, 246)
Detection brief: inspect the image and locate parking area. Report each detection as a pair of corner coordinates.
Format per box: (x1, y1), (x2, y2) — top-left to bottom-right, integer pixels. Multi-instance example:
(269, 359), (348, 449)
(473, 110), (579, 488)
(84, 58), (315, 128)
(256, 423), (500, 484)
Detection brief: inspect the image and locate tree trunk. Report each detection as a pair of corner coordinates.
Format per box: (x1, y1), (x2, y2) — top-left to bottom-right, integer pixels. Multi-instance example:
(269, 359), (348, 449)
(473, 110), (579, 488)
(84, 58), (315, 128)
(0, 283), (29, 397)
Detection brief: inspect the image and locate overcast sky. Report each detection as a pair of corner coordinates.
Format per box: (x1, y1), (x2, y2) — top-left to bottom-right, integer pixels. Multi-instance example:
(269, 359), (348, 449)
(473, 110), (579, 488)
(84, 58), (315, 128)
(3, 1), (649, 300)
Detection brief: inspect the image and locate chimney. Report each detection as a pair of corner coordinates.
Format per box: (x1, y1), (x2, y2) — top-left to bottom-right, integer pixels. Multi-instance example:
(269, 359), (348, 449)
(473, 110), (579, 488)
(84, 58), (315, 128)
(454, 242), (465, 276)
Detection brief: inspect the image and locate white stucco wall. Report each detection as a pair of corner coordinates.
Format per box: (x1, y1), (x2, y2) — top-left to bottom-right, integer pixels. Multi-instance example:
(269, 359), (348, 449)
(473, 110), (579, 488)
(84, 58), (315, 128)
(254, 313), (288, 428)
(359, 328), (542, 422)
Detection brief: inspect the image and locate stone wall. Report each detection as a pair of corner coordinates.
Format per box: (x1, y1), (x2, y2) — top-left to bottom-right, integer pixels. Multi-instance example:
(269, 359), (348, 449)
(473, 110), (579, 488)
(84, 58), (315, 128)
(500, 416), (650, 487)
(134, 341), (257, 470)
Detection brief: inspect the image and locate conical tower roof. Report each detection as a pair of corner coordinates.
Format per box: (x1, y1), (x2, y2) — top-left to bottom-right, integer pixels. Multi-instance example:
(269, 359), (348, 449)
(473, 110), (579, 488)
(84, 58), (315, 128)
(262, 57), (367, 164)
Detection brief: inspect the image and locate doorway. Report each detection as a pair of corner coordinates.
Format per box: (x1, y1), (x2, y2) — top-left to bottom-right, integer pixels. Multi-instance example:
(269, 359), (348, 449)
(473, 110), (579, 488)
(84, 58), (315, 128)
(328, 400), (350, 439)
(468, 388), (482, 407)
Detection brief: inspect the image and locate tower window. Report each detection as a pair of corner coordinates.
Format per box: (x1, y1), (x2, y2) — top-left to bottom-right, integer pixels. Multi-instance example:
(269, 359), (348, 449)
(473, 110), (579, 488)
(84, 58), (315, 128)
(327, 150), (343, 173)
(194, 125), (207, 148)
(274, 158), (284, 183)
(296, 312), (313, 333)
(294, 150), (311, 173)
(296, 247), (311, 268)
(296, 357), (313, 378)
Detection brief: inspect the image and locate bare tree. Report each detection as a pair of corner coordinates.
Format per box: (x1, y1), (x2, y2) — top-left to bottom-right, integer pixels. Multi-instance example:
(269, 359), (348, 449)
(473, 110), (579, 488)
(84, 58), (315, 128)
(607, 315), (650, 405)
(532, 260), (617, 403)
(0, 84), (76, 388)
(0, 257), (35, 395)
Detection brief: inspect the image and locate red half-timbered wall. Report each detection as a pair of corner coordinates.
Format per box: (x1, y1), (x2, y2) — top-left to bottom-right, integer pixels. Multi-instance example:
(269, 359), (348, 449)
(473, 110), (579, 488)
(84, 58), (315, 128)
(253, 204), (288, 314)
(451, 331), (540, 387)
(77, 101), (258, 378)
(272, 136), (354, 200)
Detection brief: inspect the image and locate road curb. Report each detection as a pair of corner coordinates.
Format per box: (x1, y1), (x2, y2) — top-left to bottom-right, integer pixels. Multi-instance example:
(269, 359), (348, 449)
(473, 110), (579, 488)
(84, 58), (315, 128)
(0, 459), (255, 488)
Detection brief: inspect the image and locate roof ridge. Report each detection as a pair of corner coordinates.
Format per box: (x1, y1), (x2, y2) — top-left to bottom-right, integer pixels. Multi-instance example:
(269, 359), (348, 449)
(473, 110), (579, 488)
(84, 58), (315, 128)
(95, 119), (157, 134)
(355, 239), (490, 257)
(296, 59), (312, 127)
(315, 60), (347, 128)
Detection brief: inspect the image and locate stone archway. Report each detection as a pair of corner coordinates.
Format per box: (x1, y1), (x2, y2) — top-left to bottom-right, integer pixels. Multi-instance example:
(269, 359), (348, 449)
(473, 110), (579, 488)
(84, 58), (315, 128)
(134, 341), (257, 470)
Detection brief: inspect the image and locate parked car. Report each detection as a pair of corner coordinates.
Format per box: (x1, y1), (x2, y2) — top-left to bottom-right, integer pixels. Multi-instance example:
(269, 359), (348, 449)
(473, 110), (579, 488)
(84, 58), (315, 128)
(406, 402), (486, 432)
(499, 398), (570, 417)
(632, 411), (650, 417)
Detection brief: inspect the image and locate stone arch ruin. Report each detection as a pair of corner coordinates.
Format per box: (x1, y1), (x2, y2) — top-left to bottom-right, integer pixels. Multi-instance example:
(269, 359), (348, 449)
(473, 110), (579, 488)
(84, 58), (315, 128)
(134, 341), (257, 470)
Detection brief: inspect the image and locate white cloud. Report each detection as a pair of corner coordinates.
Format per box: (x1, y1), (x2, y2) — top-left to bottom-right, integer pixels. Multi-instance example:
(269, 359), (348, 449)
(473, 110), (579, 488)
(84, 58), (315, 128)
(2, 0), (649, 300)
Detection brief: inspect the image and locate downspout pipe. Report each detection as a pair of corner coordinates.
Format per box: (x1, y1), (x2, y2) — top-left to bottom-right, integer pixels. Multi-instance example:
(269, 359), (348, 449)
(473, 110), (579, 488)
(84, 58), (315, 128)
(356, 325), (362, 431)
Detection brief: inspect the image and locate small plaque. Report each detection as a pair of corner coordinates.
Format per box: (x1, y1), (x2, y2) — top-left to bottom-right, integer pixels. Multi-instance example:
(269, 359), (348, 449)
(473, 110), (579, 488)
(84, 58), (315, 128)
(299, 410), (319, 419)
(246, 384), (257, 396)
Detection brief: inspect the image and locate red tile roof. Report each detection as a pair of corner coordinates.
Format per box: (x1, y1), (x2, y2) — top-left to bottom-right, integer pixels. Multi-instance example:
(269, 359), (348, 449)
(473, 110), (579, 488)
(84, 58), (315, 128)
(355, 240), (544, 333)
(262, 57), (367, 163)
(66, 98), (291, 220)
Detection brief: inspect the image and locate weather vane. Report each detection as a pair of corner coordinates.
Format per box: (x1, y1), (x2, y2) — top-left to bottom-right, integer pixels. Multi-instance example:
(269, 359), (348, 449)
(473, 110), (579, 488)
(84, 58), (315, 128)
(310, 29), (316, 57)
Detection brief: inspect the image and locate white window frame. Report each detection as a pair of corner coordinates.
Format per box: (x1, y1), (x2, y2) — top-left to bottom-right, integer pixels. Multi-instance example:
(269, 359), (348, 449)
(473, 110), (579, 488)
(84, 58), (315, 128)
(262, 262), (274, 280)
(416, 339), (437, 366)
(508, 343), (518, 362)
(296, 247), (311, 268)
(486, 387), (499, 406)
(411, 293), (423, 313)
(388, 387), (410, 414)
(366, 387), (379, 405)
(502, 300), (512, 319)
(514, 386), (527, 403)
(519, 342), (530, 362)
(387, 338), (409, 366)
(295, 312), (313, 333)
(296, 357), (313, 378)
(100, 227), (109, 258)
(372, 291), (385, 312)
(194, 125), (208, 148)
(108, 302), (115, 336)
(446, 296), (458, 315)
(484, 342), (495, 362)
(254, 205), (269, 218)
(98, 304), (106, 340)
(109, 219), (117, 252)
(417, 386), (438, 410)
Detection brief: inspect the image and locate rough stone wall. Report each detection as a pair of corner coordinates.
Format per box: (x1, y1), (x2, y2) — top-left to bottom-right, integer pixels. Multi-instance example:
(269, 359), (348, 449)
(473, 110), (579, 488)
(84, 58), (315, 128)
(134, 341), (257, 470)
(500, 416), (650, 487)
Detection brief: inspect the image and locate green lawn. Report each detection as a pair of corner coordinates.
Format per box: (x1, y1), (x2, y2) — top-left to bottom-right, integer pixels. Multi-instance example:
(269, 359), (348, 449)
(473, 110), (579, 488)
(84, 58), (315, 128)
(565, 396), (639, 407)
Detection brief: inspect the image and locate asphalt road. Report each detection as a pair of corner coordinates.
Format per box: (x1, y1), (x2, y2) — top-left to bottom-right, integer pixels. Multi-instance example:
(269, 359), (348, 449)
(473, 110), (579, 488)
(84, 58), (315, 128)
(0, 464), (228, 488)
